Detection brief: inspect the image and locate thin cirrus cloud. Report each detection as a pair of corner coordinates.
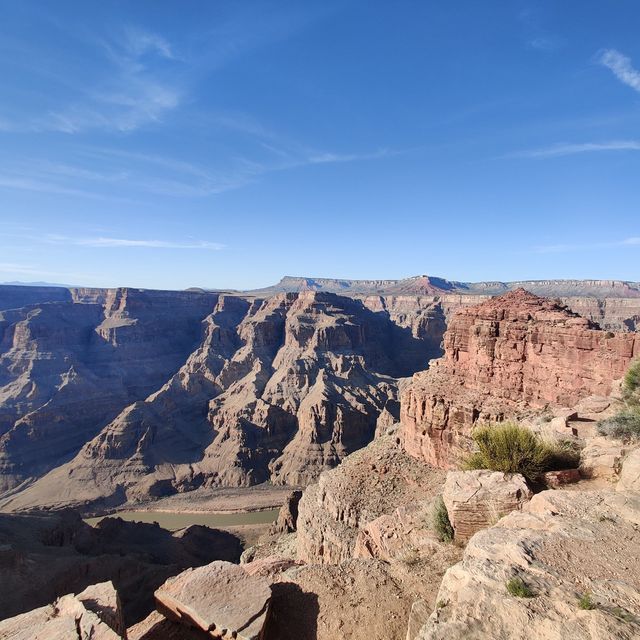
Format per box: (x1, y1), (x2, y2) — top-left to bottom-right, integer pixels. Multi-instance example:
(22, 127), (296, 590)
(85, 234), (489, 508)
(598, 49), (640, 93)
(0, 143), (397, 201)
(0, 26), (181, 134)
(43, 234), (224, 250)
(511, 140), (640, 158)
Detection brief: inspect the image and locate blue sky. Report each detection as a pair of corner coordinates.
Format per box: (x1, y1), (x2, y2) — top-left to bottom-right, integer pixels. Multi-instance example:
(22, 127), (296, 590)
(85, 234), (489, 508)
(0, 0), (639, 290)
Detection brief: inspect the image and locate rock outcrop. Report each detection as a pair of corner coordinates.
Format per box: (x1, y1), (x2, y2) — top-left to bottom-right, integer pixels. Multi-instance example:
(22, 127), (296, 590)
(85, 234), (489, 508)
(442, 470), (532, 542)
(617, 447), (640, 492)
(269, 489), (302, 535)
(401, 289), (639, 468)
(155, 561), (271, 640)
(414, 489), (640, 639)
(0, 510), (241, 626)
(296, 435), (447, 564)
(0, 582), (124, 640)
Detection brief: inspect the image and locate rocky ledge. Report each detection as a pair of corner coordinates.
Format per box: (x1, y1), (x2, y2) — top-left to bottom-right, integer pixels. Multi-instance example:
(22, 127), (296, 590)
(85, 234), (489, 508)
(415, 489), (640, 639)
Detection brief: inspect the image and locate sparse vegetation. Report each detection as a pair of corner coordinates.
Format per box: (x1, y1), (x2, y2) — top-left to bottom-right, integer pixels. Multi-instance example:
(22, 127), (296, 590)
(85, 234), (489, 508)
(461, 423), (579, 483)
(598, 359), (640, 441)
(612, 607), (635, 623)
(597, 409), (640, 441)
(578, 592), (596, 610)
(432, 496), (454, 543)
(622, 359), (640, 405)
(506, 577), (535, 598)
(598, 514), (616, 523)
(401, 549), (422, 567)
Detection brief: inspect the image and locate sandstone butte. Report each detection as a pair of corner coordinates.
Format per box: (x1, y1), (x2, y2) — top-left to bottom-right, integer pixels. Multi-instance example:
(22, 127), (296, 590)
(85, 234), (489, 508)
(401, 288), (639, 468)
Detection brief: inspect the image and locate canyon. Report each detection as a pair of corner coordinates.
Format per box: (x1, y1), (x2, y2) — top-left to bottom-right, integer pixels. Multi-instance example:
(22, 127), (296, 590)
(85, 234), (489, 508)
(1, 276), (639, 512)
(0, 279), (638, 639)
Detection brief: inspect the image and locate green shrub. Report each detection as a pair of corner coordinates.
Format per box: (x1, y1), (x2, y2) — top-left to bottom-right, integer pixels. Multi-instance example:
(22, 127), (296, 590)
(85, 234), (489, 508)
(578, 592), (596, 610)
(506, 577), (535, 598)
(597, 408), (640, 441)
(623, 359), (640, 406)
(432, 496), (454, 542)
(462, 423), (578, 483)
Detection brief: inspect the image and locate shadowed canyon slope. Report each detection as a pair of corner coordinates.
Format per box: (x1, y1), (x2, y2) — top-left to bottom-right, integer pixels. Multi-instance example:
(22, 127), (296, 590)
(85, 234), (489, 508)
(1, 277), (639, 512)
(0, 287), (445, 511)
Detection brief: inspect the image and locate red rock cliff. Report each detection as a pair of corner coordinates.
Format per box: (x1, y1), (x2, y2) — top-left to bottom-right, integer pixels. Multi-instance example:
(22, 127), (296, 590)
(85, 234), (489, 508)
(401, 289), (639, 468)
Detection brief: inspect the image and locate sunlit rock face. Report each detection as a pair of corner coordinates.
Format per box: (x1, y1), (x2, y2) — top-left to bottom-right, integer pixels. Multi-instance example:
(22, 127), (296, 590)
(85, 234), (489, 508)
(401, 289), (639, 468)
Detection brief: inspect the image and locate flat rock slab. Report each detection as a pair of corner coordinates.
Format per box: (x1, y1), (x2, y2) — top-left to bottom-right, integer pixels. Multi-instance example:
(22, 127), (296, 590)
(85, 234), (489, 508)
(155, 560), (271, 640)
(0, 592), (122, 640)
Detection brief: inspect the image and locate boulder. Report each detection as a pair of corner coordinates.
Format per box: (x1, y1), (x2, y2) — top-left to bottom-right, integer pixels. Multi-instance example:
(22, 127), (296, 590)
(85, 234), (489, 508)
(617, 447), (640, 492)
(580, 437), (627, 480)
(154, 560), (271, 640)
(76, 582), (126, 638)
(414, 490), (640, 639)
(543, 468), (581, 488)
(0, 586), (124, 640)
(128, 610), (210, 640)
(353, 500), (441, 562)
(442, 470), (532, 542)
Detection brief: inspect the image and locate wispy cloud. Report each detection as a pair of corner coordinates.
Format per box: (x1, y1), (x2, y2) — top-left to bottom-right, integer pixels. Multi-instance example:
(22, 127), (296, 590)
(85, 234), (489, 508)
(527, 36), (563, 52)
(511, 140), (640, 158)
(532, 237), (640, 254)
(0, 26), (181, 134)
(42, 234), (224, 250)
(122, 27), (175, 60)
(306, 149), (395, 164)
(0, 141), (396, 201)
(599, 49), (640, 93)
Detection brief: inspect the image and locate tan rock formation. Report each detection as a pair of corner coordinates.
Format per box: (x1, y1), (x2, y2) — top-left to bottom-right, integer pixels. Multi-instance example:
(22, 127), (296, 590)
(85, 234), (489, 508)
(76, 582), (126, 638)
(442, 470), (532, 542)
(580, 436), (629, 480)
(401, 289), (639, 468)
(617, 447), (640, 491)
(296, 435), (446, 564)
(154, 561), (271, 640)
(414, 489), (640, 639)
(0, 583), (124, 640)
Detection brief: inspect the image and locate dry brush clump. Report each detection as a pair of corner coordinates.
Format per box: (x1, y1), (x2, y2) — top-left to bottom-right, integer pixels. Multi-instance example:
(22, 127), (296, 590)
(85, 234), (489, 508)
(462, 422), (579, 484)
(598, 359), (640, 441)
(432, 496), (454, 543)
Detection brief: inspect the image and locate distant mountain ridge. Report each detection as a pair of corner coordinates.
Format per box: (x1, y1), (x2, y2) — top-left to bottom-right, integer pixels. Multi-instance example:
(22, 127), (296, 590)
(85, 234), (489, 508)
(245, 275), (640, 298)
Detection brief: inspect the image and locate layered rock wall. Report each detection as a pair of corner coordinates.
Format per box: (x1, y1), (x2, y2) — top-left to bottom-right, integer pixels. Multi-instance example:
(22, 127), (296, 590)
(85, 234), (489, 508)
(401, 289), (639, 468)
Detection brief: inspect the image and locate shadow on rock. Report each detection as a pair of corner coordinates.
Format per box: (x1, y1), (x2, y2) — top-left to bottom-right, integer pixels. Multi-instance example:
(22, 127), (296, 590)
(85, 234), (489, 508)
(265, 582), (320, 640)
